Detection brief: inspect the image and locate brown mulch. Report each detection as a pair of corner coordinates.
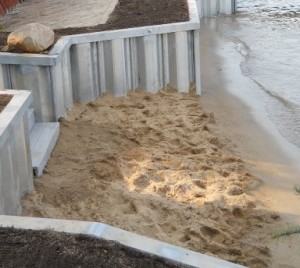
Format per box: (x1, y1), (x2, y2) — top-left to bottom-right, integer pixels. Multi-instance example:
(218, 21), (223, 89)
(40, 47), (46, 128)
(0, 94), (12, 112)
(0, 227), (190, 268)
(0, 0), (189, 51)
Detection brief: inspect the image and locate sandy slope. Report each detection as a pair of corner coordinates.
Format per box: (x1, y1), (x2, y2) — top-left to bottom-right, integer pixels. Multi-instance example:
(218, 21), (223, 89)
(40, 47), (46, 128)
(22, 90), (283, 267)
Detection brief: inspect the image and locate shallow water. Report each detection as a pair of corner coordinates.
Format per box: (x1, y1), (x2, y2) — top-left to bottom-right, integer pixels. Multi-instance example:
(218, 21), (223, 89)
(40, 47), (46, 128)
(222, 0), (300, 148)
(238, 0), (300, 21)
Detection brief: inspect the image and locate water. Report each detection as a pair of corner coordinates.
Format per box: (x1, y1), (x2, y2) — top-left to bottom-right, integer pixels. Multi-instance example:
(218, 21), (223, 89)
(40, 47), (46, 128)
(223, 0), (300, 148)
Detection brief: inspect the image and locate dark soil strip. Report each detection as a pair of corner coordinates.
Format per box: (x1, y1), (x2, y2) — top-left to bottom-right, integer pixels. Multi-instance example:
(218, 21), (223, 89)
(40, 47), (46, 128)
(0, 94), (12, 112)
(0, 227), (191, 268)
(0, 0), (189, 50)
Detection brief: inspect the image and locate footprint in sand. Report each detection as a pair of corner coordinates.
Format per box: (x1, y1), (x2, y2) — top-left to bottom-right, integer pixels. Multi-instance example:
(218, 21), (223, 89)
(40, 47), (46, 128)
(232, 207), (244, 218)
(193, 179), (207, 189)
(133, 175), (151, 189)
(200, 226), (221, 239)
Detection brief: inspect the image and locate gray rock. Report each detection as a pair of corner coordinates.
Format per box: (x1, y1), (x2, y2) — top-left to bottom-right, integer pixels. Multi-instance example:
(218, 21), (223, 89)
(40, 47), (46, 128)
(7, 23), (54, 53)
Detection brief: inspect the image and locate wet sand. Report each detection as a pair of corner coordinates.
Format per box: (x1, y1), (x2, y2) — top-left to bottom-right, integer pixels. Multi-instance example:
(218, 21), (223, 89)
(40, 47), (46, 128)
(200, 18), (300, 268)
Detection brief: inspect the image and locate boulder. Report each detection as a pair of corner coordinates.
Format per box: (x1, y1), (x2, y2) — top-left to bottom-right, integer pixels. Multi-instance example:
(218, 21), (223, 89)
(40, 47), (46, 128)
(7, 23), (55, 53)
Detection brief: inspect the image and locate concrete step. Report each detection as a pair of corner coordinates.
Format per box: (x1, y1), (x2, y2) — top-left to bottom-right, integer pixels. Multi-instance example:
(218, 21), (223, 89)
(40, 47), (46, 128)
(27, 108), (35, 133)
(30, 122), (60, 177)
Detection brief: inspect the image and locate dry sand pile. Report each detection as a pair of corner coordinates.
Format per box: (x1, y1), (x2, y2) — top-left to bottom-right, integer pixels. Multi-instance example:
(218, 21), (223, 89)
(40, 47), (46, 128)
(22, 90), (282, 267)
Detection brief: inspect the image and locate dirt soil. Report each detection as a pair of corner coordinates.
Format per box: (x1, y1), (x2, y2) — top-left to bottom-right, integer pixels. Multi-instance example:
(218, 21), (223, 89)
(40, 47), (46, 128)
(22, 90), (283, 268)
(0, 227), (189, 268)
(0, 94), (12, 112)
(0, 0), (189, 50)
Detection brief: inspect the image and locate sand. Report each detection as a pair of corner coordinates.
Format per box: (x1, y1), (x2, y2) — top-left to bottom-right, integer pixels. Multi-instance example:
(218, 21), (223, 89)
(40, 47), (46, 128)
(0, 94), (12, 113)
(22, 89), (284, 268)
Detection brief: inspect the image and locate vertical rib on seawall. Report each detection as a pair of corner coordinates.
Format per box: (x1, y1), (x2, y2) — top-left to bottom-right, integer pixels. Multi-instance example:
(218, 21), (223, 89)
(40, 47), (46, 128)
(8, 65), (55, 122)
(175, 31), (190, 93)
(11, 114), (33, 198)
(61, 50), (73, 112)
(0, 139), (20, 215)
(50, 49), (74, 121)
(197, 0), (236, 17)
(70, 43), (99, 103)
(219, 0), (236, 15)
(193, 29), (201, 94)
(136, 35), (160, 93)
(110, 38), (127, 96)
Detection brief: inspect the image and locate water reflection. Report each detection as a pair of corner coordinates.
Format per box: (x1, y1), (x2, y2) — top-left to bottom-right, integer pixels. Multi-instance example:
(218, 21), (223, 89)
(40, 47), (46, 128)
(237, 0), (300, 25)
(220, 0), (300, 148)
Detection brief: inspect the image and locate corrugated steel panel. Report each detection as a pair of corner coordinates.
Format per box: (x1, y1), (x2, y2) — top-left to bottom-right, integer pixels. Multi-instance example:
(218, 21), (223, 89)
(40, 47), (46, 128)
(197, 0), (236, 18)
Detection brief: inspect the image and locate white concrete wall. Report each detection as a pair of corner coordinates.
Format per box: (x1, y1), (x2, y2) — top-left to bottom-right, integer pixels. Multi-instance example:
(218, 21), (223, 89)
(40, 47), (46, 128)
(197, 0), (236, 18)
(0, 90), (33, 215)
(0, 0), (201, 123)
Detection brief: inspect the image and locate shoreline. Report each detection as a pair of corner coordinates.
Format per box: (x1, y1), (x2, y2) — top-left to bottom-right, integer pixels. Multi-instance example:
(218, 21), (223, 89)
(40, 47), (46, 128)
(200, 17), (300, 267)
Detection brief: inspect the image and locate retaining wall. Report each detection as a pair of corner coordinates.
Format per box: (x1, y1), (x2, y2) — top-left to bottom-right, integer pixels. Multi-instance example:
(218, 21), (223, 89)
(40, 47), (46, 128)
(0, 90), (33, 215)
(197, 0), (236, 17)
(0, 0), (201, 123)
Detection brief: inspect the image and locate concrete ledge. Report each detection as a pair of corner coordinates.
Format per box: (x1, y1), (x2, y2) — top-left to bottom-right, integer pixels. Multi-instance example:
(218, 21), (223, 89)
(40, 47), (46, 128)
(0, 215), (246, 268)
(0, 90), (33, 215)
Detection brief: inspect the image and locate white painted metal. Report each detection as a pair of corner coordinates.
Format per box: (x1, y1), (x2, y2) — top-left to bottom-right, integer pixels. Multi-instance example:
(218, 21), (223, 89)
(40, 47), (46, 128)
(8, 65), (55, 122)
(129, 38), (139, 90)
(61, 49), (73, 111)
(111, 39), (127, 96)
(71, 43), (99, 103)
(175, 31), (190, 93)
(51, 60), (66, 119)
(0, 90), (33, 215)
(193, 29), (201, 94)
(197, 0), (236, 18)
(27, 108), (35, 132)
(162, 34), (170, 89)
(0, 140), (19, 215)
(137, 35), (160, 93)
(219, 0), (236, 15)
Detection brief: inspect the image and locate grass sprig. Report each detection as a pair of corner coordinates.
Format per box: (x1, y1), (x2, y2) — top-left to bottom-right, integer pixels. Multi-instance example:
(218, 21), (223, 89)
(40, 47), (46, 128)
(294, 184), (300, 195)
(272, 225), (300, 239)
